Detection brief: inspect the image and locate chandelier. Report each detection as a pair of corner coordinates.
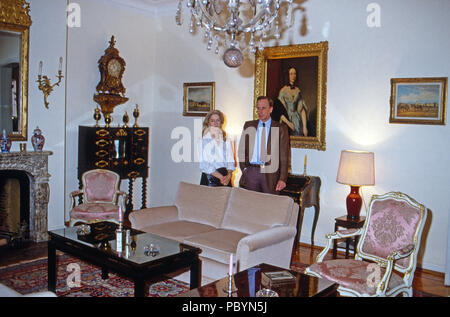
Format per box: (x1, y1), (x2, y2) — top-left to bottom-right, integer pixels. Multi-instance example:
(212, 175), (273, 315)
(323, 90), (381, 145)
(176, 0), (295, 68)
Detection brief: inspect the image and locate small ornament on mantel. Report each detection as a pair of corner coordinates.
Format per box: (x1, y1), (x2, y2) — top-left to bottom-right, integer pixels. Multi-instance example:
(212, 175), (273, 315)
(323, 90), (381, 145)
(93, 106), (102, 127)
(31, 126), (45, 152)
(122, 111), (129, 128)
(133, 104), (140, 127)
(1, 129), (11, 153)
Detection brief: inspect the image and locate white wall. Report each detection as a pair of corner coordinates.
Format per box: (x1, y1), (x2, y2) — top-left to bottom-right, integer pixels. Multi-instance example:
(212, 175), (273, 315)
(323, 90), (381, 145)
(149, 0), (450, 272)
(26, 0), (449, 273)
(22, 0), (67, 231)
(446, 210), (450, 285)
(65, 0), (157, 215)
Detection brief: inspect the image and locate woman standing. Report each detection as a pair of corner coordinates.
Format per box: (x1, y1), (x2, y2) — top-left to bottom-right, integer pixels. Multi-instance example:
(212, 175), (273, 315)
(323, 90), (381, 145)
(197, 110), (235, 186)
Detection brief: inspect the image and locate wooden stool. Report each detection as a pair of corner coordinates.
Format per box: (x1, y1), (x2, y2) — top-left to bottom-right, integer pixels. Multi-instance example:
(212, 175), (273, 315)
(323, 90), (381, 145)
(332, 215), (366, 259)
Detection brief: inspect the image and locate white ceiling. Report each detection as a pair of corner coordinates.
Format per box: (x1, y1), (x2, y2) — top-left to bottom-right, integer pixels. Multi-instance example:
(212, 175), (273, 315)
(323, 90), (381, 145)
(107, 0), (178, 14)
(110, 0), (178, 8)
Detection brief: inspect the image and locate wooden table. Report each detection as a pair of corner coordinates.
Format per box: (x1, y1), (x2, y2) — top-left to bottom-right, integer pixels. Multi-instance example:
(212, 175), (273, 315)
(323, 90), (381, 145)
(333, 215), (366, 259)
(280, 174), (321, 247)
(178, 263), (338, 297)
(48, 221), (201, 297)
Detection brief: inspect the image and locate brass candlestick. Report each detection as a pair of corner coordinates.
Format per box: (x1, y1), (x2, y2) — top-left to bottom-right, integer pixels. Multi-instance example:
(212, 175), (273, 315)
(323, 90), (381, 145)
(37, 58), (64, 109)
(133, 104), (140, 127)
(93, 106), (101, 127)
(223, 274), (237, 297)
(123, 112), (129, 128)
(104, 114), (112, 128)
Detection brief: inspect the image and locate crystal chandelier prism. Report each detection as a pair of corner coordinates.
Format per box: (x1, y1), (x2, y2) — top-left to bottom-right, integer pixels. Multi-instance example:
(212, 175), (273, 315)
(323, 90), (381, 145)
(176, 0), (295, 68)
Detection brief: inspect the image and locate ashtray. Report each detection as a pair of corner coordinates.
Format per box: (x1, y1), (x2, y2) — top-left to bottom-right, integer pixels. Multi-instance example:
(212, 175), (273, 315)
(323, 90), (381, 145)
(144, 243), (160, 257)
(256, 288), (279, 297)
(76, 224), (91, 235)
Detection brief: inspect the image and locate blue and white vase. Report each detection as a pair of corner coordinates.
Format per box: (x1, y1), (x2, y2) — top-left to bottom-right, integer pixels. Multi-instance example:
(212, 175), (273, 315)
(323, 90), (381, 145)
(1, 129), (11, 153)
(31, 126), (45, 152)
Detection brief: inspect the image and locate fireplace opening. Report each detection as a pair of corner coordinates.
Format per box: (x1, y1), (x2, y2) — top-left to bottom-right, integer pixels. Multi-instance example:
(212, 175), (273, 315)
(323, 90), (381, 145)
(0, 170), (30, 247)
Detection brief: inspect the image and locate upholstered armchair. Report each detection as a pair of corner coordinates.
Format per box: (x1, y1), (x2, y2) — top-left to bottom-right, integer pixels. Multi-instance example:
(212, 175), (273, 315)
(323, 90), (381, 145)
(305, 192), (428, 297)
(69, 169), (127, 226)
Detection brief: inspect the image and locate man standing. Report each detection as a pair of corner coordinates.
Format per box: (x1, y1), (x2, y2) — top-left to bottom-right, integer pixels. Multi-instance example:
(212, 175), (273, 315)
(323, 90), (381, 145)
(238, 96), (290, 194)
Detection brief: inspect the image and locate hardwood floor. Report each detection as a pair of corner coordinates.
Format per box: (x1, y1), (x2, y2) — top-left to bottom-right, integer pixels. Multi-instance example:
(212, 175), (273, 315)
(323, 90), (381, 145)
(1, 241), (448, 297)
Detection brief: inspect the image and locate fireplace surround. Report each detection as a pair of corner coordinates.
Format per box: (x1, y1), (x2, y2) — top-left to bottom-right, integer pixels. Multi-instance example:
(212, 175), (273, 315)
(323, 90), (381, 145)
(0, 151), (52, 242)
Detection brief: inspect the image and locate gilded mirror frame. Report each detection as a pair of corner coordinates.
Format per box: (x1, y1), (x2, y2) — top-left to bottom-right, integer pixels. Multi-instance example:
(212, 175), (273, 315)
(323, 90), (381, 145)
(0, 0), (32, 141)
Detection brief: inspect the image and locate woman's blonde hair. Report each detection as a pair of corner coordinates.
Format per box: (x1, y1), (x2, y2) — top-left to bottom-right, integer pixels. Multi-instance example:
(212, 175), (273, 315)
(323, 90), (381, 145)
(202, 110), (227, 141)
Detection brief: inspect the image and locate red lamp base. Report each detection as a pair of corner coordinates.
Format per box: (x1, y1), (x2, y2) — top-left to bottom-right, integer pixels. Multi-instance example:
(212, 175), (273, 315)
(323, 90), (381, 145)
(346, 185), (362, 219)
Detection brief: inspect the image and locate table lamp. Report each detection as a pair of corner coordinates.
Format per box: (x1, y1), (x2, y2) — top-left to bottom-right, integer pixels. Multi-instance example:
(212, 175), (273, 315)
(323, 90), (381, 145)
(336, 150), (375, 219)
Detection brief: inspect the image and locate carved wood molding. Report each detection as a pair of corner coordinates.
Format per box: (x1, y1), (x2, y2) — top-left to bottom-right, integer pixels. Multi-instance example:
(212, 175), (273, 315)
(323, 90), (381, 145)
(0, 0), (32, 28)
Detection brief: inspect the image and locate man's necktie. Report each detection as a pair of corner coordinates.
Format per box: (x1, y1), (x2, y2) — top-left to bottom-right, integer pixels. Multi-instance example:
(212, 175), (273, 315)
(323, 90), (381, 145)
(260, 123), (266, 163)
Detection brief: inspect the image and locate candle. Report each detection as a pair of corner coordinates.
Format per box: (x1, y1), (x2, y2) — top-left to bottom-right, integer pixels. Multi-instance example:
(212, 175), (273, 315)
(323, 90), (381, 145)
(118, 205), (123, 222)
(304, 154), (307, 168)
(229, 253), (233, 276)
(39, 61), (43, 76)
(59, 57), (63, 71)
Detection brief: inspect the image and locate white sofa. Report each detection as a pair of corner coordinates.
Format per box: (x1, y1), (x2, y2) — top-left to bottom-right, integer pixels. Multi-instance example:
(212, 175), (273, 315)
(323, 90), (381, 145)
(129, 182), (299, 285)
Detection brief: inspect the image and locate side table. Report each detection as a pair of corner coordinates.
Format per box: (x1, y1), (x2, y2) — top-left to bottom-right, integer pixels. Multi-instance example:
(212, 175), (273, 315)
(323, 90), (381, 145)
(333, 215), (366, 259)
(280, 174), (321, 248)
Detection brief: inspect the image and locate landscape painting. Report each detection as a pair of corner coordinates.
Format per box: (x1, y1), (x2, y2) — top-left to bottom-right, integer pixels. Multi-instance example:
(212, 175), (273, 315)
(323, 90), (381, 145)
(183, 82), (215, 116)
(390, 77), (447, 125)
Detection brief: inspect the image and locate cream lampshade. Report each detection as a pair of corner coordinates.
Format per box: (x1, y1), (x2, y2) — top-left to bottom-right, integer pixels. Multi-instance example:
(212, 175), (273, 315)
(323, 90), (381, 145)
(336, 150), (375, 219)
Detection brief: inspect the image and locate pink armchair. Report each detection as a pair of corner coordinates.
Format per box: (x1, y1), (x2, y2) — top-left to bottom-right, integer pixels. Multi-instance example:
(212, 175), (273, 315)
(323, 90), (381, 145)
(69, 169), (127, 226)
(305, 192), (428, 297)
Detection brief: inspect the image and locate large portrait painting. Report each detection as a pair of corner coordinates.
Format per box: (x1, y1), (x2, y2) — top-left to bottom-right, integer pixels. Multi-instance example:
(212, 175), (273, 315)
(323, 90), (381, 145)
(389, 77), (447, 125)
(254, 42), (328, 150)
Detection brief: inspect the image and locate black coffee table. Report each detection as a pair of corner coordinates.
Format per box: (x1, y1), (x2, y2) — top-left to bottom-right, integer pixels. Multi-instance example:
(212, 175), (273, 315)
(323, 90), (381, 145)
(48, 222), (202, 297)
(179, 263), (337, 297)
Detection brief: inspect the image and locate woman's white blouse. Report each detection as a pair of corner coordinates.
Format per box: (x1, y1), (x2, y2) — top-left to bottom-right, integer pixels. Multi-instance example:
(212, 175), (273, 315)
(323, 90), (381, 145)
(197, 132), (235, 174)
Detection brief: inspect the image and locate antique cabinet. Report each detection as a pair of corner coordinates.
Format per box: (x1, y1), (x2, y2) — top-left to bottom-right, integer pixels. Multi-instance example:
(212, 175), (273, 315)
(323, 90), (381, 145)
(77, 126), (149, 214)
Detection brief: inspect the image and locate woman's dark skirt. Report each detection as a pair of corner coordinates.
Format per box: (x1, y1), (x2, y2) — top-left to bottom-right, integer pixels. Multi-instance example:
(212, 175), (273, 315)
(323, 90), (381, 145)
(200, 167), (231, 187)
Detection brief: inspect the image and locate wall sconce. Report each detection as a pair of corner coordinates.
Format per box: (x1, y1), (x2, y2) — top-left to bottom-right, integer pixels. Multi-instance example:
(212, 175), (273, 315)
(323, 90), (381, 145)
(37, 57), (64, 109)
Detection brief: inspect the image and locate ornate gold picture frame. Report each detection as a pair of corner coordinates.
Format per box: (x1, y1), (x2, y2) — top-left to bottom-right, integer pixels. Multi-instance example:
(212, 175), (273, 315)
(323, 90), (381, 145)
(183, 82), (215, 117)
(254, 42), (328, 150)
(0, 0), (32, 141)
(389, 77), (447, 125)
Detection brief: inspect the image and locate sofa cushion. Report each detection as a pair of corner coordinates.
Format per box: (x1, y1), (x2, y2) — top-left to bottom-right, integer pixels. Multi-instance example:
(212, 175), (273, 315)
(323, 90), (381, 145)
(183, 229), (248, 264)
(175, 182), (232, 227)
(139, 220), (216, 242)
(220, 188), (295, 234)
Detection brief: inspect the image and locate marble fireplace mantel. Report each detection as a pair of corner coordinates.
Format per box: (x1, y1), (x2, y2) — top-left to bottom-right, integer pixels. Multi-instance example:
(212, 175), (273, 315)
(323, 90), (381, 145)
(0, 151), (53, 242)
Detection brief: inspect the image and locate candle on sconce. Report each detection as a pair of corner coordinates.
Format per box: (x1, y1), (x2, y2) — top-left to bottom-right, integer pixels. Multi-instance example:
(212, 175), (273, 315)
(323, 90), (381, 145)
(228, 253), (233, 276)
(39, 61), (43, 76)
(59, 57), (63, 72)
(304, 154), (307, 168)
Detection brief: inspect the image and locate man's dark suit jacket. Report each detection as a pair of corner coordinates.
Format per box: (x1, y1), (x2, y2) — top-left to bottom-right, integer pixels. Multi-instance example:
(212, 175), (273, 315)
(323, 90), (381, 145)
(238, 119), (290, 192)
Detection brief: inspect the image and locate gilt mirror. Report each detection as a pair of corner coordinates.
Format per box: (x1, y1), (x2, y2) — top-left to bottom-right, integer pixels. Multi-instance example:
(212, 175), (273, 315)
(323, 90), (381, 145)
(0, 0), (31, 141)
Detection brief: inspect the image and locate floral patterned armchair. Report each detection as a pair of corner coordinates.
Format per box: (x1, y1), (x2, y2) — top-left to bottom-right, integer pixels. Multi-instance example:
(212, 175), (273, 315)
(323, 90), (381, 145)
(305, 192), (428, 297)
(69, 169), (127, 226)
